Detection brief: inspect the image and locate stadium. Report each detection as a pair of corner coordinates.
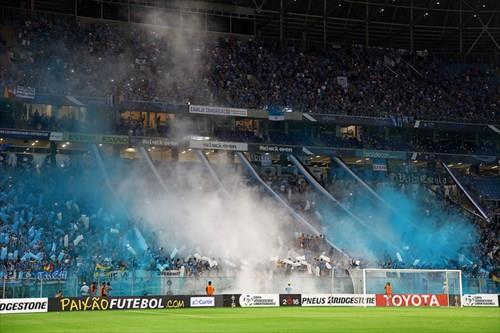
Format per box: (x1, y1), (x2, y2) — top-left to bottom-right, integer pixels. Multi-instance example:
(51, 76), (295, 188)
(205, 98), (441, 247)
(0, 0), (499, 332)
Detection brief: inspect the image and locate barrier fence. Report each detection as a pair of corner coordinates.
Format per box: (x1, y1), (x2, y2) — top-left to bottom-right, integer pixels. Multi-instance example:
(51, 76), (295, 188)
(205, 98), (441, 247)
(1, 293), (499, 314)
(1, 272), (498, 299)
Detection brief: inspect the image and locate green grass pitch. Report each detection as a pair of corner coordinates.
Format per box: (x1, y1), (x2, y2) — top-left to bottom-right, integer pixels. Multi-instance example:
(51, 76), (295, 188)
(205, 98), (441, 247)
(1, 307), (499, 333)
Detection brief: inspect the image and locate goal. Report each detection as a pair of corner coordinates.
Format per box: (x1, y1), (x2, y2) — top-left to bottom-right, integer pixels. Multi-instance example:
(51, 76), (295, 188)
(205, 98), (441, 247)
(361, 268), (462, 307)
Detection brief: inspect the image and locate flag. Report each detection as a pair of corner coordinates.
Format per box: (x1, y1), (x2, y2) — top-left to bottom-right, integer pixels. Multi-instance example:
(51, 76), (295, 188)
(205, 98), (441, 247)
(267, 104), (285, 121)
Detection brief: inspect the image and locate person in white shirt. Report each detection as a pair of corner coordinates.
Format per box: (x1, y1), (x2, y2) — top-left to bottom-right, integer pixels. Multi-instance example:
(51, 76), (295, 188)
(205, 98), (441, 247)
(80, 282), (90, 296)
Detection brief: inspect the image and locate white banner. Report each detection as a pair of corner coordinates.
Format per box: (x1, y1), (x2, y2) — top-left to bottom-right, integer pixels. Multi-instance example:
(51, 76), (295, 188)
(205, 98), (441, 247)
(372, 163), (387, 172)
(239, 294), (279, 307)
(140, 138), (178, 147)
(462, 294), (499, 307)
(15, 86), (36, 99)
(301, 294), (376, 307)
(50, 132), (63, 141)
(0, 298), (48, 314)
(189, 140), (248, 151)
(189, 105), (248, 117)
(190, 297), (215, 307)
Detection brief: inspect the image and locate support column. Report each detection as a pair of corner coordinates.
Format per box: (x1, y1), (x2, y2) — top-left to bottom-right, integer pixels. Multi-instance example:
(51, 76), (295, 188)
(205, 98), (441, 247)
(323, 0), (327, 48)
(459, 0), (463, 59)
(410, 0), (414, 53)
(365, 0), (369, 47)
(280, 0), (284, 44)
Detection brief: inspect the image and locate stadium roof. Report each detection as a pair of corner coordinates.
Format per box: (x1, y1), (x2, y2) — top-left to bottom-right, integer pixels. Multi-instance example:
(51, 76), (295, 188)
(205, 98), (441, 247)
(210, 0), (500, 54)
(1, 0), (499, 56)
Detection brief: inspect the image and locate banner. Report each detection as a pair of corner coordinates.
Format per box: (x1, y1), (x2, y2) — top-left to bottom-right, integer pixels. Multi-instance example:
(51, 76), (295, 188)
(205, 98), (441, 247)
(164, 296), (190, 309)
(375, 294), (448, 307)
(63, 133), (128, 145)
(138, 137), (178, 147)
(49, 296), (169, 312)
(49, 132), (63, 141)
(189, 140), (248, 151)
(266, 105), (285, 121)
(223, 294), (241, 308)
(389, 172), (450, 185)
(35, 270), (68, 280)
(0, 128), (50, 140)
(0, 298), (48, 314)
(337, 76), (348, 89)
(462, 294), (499, 307)
(189, 105), (248, 117)
(190, 297), (215, 307)
(356, 149), (407, 160)
(279, 294), (301, 306)
(372, 159), (387, 172)
(15, 86), (36, 99)
(301, 294), (376, 307)
(251, 144), (299, 154)
(239, 294), (279, 307)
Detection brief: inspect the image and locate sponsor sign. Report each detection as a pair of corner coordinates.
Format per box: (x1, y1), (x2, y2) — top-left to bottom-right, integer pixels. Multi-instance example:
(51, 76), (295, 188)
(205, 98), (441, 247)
(190, 297), (215, 307)
(372, 159), (387, 172)
(239, 294), (279, 307)
(252, 144), (299, 154)
(62, 133), (129, 145)
(0, 128), (50, 140)
(375, 294), (448, 307)
(49, 131), (63, 141)
(189, 140), (248, 152)
(223, 294), (241, 308)
(462, 294), (499, 307)
(49, 296), (167, 312)
(0, 298), (48, 314)
(279, 294), (301, 307)
(189, 105), (248, 117)
(356, 149), (407, 160)
(139, 137), (178, 147)
(165, 296), (189, 309)
(301, 294), (376, 307)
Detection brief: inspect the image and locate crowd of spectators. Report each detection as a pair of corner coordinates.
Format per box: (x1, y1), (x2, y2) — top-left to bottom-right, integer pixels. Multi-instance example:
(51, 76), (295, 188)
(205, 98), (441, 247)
(2, 16), (498, 124)
(0, 146), (497, 295)
(256, 161), (498, 283)
(0, 158), (144, 285)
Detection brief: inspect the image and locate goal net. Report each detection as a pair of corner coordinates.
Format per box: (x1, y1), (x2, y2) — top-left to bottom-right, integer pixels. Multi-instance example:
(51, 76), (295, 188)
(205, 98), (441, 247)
(362, 268), (462, 307)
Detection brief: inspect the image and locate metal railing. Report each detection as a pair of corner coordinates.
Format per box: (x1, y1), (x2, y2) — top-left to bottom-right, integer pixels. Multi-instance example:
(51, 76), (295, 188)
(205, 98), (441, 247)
(2, 270), (497, 298)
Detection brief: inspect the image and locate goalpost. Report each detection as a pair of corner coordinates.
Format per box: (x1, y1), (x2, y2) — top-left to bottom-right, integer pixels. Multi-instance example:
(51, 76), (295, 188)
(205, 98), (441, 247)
(362, 268), (463, 307)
